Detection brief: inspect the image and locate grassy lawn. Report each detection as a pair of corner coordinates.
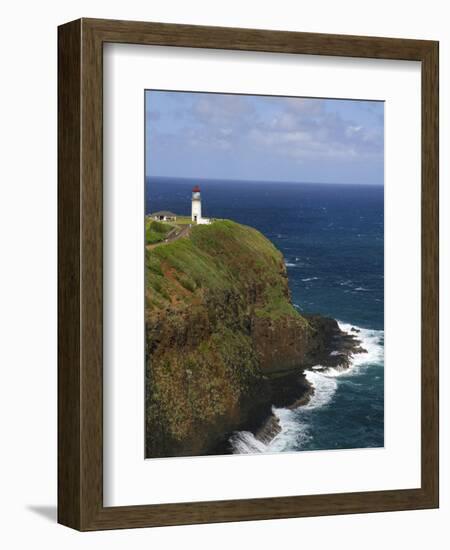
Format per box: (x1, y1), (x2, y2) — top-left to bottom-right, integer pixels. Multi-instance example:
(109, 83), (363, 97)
(174, 216), (192, 225)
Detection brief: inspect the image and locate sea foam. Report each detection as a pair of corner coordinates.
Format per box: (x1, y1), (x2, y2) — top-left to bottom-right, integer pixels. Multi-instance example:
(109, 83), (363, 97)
(230, 322), (384, 454)
(337, 321), (384, 369)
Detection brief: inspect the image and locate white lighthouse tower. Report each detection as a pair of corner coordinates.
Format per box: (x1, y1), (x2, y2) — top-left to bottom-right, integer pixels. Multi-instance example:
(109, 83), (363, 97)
(191, 185), (210, 224)
(191, 185), (202, 223)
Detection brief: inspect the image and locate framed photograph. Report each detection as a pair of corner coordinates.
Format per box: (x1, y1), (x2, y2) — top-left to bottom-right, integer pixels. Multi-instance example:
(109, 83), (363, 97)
(58, 18), (439, 530)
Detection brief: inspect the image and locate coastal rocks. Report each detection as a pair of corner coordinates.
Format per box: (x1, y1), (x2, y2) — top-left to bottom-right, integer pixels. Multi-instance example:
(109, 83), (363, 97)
(305, 315), (367, 370)
(251, 370), (315, 444)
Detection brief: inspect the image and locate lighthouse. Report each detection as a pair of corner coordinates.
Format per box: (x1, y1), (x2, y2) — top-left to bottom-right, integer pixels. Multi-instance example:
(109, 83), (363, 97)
(191, 185), (202, 223)
(191, 185), (211, 224)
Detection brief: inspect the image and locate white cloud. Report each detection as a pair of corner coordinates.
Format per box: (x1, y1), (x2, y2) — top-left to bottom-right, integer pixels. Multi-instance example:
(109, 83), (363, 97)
(147, 92), (383, 166)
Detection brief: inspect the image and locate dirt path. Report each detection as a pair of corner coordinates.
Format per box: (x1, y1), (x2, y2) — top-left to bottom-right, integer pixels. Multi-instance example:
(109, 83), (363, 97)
(169, 225), (191, 243)
(147, 224), (191, 250)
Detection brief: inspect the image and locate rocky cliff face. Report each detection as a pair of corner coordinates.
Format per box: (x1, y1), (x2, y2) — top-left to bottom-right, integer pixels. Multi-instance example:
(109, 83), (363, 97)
(145, 220), (363, 458)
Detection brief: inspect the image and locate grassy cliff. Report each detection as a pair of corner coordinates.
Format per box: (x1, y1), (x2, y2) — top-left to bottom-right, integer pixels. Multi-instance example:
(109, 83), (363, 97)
(146, 220), (304, 319)
(145, 219), (314, 457)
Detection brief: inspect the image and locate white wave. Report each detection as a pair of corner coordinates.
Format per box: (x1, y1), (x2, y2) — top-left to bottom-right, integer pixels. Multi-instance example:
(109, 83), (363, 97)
(229, 407), (310, 454)
(301, 276), (319, 282)
(267, 408), (311, 452)
(229, 431), (268, 454)
(303, 371), (338, 408)
(337, 321), (384, 368)
(230, 321), (384, 455)
(230, 368), (340, 454)
(316, 365), (350, 378)
(307, 322), (384, 378)
(354, 286), (371, 291)
(285, 262), (296, 267)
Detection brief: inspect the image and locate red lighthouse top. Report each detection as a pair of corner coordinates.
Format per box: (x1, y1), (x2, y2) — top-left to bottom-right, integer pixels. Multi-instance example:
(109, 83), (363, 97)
(192, 185), (201, 193)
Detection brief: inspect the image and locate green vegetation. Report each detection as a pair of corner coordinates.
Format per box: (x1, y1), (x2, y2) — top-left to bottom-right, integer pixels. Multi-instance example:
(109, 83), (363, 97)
(145, 215), (193, 247)
(254, 285), (303, 321)
(146, 219), (302, 322)
(173, 215), (192, 225)
(145, 219), (175, 245)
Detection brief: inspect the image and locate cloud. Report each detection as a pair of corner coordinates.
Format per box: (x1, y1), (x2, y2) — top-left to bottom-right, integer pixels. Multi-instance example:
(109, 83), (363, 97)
(147, 94), (258, 154)
(186, 94), (257, 150)
(192, 94), (255, 123)
(247, 97), (383, 161)
(146, 91), (384, 175)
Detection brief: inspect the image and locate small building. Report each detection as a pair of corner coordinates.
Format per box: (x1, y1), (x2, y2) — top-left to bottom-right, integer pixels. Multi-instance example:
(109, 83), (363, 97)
(191, 185), (211, 225)
(150, 211), (177, 222)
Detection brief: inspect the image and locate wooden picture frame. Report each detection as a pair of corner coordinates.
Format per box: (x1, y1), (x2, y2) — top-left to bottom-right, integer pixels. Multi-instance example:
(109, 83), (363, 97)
(58, 18), (439, 531)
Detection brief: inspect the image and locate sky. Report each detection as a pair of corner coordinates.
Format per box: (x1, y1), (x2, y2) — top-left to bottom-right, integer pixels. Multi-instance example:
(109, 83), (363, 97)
(145, 90), (384, 185)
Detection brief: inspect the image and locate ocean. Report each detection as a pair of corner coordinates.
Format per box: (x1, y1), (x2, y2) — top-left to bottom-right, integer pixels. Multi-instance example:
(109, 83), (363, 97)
(146, 176), (385, 453)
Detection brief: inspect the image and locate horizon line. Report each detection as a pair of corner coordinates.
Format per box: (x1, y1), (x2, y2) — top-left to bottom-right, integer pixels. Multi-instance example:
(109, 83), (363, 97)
(145, 175), (384, 187)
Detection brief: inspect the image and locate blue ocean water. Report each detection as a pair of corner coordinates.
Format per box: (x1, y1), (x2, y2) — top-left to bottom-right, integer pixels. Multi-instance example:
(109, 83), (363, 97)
(146, 176), (384, 452)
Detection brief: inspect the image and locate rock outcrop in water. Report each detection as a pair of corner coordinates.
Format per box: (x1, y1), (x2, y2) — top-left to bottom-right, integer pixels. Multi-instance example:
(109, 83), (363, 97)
(145, 219), (365, 457)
